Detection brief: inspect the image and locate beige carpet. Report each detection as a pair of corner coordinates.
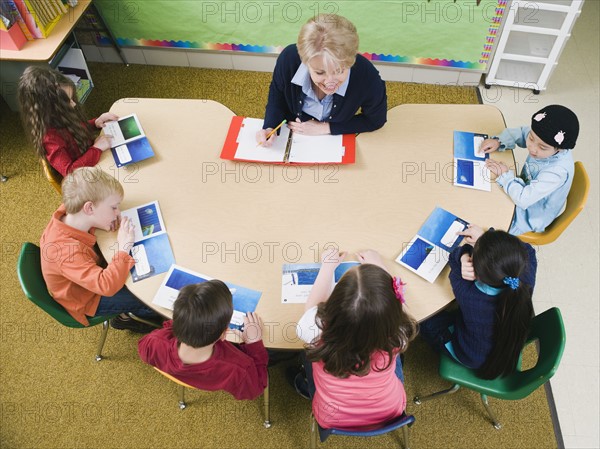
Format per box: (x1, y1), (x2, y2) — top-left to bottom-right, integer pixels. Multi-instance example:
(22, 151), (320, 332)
(0, 63), (557, 448)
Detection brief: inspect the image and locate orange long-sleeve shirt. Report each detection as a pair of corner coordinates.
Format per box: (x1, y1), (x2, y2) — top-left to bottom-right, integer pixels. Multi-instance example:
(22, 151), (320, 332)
(40, 205), (135, 326)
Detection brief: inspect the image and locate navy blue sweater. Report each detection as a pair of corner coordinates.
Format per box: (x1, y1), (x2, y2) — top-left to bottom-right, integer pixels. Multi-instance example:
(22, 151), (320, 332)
(263, 44), (387, 135)
(449, 243), (537, 369)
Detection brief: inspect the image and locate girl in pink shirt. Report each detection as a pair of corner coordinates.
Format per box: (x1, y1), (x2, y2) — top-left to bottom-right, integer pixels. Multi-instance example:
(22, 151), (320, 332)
(296, 248), (418, 429)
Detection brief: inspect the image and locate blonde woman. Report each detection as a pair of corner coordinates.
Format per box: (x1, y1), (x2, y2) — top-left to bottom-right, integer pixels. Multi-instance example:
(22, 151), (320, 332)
(257, 14), (387, 146)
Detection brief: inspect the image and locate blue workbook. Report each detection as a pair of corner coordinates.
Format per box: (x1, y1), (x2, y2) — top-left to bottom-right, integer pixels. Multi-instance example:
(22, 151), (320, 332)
(106, 113), (155, 167)
(453, 130), (491, 191)
(121, 201), (175, 282)
(395, 207), (469, 283)
(152, 265), (262, 330)
(281, 261), (359, 303)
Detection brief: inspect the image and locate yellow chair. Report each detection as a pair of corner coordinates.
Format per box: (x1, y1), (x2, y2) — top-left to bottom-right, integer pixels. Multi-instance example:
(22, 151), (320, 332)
(153, 367), (271, 428)
(41, 158), (63, 194)
(519, 161), (590, 245)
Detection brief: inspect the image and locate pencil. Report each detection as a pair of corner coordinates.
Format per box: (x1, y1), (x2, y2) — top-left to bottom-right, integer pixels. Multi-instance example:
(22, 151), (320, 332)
(257, 119), (287, 146)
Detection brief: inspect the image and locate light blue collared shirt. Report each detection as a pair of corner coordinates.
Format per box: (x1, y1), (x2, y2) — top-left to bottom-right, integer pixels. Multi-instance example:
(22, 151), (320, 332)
(290, 63), (350, 121)
(494, 126), (574, 235)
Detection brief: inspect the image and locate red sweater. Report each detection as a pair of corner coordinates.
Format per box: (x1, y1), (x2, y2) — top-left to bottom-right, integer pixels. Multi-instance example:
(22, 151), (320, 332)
(138, 320), (269, 400)
(40, 205), (135, 326)
(43, 119), (102, 177)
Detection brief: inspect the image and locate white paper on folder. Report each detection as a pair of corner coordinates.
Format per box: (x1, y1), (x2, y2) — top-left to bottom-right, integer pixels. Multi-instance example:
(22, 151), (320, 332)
(234, 118), (289, 162)
(288, 133), (344, 163)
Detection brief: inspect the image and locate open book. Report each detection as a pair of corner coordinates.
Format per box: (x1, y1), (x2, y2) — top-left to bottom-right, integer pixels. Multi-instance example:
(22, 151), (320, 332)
(105, 113), (155, 167)
(221, 117), (355, 164)
(395, 207), (469, 283)
(152, 265), (262, 330)
(121, 201), (175, 282)
(281, 261), (359, 303)
(453, 130), (491, 191)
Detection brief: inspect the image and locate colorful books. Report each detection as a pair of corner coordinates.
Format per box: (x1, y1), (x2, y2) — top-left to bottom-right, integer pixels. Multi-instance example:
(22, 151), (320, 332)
(221, 116), (355, 164)
(395, 207), (469, 283)
(281, 261), (358, 303)
(105, 113), (155, 167)
(13, 0), (63, 38)
(121, 201), (175, 282)
(152, 265), (262, 330)
(453, 130), (491, 191)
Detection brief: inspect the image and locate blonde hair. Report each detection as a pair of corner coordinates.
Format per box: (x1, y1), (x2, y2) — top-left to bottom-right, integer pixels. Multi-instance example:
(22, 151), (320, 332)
(297, 14), (359, 69)
(62, 167), (124, 214)
(17, 66), (95, 162)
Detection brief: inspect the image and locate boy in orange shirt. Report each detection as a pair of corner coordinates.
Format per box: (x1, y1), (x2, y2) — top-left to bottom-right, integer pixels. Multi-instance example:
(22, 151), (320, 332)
(40, 166), (161, 332)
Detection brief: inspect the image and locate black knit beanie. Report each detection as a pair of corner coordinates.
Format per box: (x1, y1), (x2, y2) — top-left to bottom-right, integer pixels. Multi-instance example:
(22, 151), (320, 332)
(531, 105), (579, 149)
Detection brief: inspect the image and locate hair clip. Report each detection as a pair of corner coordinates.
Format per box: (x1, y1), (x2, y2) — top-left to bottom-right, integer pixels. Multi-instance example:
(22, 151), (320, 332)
(503, 276), (520, 290)
(392, 276), (406, 304)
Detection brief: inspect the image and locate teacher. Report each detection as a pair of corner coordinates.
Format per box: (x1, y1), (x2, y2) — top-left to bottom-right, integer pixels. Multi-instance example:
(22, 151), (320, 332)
(257, 14), (387, 146)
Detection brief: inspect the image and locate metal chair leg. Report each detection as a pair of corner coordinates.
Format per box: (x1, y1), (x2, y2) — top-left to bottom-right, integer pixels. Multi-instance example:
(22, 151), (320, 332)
(480, 394), (502, 430)
(413, 383), (460, 404)
(402, 423), (410, 449)
(178, 385), (186, 410)
(94, 320), (110, 361)
(127, 312), (161, 328)
(263, 374), (271, 428)
(1, 175), (7, 182)
(310, 414), (318, 449)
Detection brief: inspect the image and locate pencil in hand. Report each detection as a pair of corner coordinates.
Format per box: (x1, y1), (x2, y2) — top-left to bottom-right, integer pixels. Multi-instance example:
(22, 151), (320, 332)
(257, 119), (286, 147)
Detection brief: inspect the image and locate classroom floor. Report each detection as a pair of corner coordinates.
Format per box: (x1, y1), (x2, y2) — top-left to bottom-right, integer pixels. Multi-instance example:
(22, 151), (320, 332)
(480, 2), (599, 447)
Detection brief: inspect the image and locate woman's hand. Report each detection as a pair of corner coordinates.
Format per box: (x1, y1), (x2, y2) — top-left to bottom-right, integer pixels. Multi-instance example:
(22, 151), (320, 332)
(95, 113), (118, 128)
(256, 128), (276, 147)
(287, 118), (330, 136)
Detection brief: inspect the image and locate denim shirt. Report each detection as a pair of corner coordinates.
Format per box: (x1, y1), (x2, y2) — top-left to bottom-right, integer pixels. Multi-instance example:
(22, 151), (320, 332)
(495, 126), (574, 234)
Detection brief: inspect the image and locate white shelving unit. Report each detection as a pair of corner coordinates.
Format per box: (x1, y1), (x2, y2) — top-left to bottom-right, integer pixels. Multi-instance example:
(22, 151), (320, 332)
(485, 0), (583, 94)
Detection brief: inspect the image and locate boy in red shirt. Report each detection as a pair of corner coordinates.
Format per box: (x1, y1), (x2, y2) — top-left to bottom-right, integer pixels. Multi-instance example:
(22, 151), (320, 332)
(138, 280), (268, 400)
(40, 166), (161, 332)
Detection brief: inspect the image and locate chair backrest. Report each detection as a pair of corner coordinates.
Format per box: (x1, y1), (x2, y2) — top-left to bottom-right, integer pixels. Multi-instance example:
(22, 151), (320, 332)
(519, 161), (590, 244)
(16, 242), (84, 328)
(153, 367), (196, 389)
(41, 158), (63, 194)
(318, 413), (415, 441)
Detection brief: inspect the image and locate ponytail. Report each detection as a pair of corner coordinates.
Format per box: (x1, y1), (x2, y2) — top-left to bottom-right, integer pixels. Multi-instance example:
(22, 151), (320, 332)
(472, 230), (535, 380)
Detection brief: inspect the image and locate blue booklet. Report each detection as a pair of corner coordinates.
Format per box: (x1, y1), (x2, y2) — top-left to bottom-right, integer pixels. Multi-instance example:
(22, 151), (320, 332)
(453, 130), (491, 191)
(152, 265), (262, 330)
(106, 113), (155, 167)
(395, 207), (468, 283)
(121, 201), (175, 282)
(281, 261), (359, 303)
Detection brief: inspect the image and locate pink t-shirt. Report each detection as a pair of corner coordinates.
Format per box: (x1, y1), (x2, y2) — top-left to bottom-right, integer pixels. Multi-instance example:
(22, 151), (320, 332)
(297, 306), (406, 429)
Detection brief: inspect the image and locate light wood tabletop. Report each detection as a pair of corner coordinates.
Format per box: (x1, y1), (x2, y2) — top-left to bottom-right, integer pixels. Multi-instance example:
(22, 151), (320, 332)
(96, 100), (514, 349)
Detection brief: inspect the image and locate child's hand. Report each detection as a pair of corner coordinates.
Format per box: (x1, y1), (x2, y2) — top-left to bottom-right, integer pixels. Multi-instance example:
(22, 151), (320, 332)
(117, 216), (135, 253)
(109, 215), (120, 232)
(460, 253), (476, 281)
(356, 249), (388, 272)
(480, 138), (500, 154)
(457, 224), (485, 245)
(95, 112), (119, 128)
(256, 128), (276, 147)
(232, 312), (263, 344)
(94, 134), (113, 151)
(321, 247), (347, 268)
(486, 159), (509, 177)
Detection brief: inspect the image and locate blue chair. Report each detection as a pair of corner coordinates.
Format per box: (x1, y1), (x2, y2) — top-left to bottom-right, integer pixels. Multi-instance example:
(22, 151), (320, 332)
(310, 412), (415, 448)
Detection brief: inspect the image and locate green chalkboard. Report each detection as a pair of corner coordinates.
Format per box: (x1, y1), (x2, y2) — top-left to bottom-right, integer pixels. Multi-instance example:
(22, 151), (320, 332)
(95, 0), (504, 69)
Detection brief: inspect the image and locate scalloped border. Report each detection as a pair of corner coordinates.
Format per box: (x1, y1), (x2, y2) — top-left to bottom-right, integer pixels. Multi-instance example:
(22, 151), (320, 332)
(115, 0), (506, 71)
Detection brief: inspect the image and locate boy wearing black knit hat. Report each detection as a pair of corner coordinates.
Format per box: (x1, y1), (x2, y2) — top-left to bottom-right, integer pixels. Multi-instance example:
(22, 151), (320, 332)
(480, 104), (579, 235)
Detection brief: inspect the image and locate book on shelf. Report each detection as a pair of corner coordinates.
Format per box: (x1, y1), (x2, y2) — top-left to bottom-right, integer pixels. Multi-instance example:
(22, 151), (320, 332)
(0, 0), (34, 41)
(221, 116), (355, 164)
(281, 261), (358, 303)
(395, 207), (469, 283)
(153, 265), (262, 331)
(13, 0), (61, 38)
(104, 113), (155, 167)
(453, 130), (491, 191)
(121, 201), (175, 283)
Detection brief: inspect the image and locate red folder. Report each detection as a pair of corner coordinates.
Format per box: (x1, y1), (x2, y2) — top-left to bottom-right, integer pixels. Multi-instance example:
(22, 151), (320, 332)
(220, 116), (355, 165)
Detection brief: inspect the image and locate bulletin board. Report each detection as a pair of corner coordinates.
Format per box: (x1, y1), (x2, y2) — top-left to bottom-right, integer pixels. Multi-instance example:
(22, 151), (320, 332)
(94, 0), (508, 70)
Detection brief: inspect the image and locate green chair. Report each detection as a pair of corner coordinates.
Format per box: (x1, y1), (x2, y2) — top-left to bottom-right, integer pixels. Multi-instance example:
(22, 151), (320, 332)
(413, 307), (566, 429)
(16, 242), (117, 362)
